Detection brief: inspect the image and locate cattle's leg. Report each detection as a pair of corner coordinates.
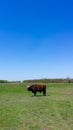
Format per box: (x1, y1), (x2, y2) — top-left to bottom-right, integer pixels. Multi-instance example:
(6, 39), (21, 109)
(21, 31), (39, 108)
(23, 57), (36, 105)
(34, 92), (36, 96)
(43, 88), (46, 96)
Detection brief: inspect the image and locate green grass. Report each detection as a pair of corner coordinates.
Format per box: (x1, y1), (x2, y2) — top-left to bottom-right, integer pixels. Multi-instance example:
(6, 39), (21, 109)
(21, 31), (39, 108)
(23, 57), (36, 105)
(0, 83), (73, 130)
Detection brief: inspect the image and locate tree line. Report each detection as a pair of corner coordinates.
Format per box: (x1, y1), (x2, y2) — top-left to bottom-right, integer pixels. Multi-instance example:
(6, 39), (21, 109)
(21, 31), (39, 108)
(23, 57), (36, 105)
(23, 78), (73, 84)
(0, 78), (73, 84)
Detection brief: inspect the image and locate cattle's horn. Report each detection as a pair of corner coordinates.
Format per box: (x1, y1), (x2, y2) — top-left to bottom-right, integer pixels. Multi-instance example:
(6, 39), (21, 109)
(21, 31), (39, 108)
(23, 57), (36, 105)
(27, 85), (29, 88)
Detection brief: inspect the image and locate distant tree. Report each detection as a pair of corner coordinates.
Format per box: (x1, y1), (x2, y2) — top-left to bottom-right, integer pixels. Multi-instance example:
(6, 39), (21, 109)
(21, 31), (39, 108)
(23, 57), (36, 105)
(67, 77), (71, 83)
(0, 80), (8, 83)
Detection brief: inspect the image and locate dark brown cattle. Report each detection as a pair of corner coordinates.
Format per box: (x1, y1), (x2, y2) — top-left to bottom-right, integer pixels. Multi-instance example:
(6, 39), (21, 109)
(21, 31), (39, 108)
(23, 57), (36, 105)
(27, 84), (46, 96)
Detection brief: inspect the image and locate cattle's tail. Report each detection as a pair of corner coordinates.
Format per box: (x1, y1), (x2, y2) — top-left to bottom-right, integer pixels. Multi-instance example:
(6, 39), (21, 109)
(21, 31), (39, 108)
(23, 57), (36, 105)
(43, 85), (46, 96)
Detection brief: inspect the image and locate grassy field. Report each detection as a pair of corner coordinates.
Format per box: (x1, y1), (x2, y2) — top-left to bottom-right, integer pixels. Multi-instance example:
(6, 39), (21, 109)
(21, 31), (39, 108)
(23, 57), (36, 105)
(0, 83), (73, 130)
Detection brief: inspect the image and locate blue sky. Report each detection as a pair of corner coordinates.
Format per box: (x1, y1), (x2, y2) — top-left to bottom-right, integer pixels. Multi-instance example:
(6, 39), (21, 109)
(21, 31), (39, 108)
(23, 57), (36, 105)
(0, 0), (73, 81)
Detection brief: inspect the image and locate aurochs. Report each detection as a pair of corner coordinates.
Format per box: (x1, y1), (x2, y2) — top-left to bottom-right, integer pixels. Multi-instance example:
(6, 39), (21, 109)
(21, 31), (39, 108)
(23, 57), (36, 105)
(27, 84), (46, 96)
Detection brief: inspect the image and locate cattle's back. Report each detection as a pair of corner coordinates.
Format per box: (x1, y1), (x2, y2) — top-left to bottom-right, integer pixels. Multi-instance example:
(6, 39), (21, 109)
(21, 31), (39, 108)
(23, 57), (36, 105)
(32, 84), (46, 91)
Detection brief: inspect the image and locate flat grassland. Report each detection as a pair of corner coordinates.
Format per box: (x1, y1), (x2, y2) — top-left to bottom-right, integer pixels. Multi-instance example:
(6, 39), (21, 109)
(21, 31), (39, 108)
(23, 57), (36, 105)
(0, 83), (73, 130)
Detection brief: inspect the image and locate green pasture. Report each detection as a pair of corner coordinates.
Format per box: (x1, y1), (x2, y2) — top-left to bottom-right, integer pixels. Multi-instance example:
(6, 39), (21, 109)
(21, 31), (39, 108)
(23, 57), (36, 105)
(0, 83), (73, 130)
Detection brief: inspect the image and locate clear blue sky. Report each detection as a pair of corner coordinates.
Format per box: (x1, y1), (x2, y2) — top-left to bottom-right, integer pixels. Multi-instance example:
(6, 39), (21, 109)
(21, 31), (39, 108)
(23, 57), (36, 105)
(0, 0), (73, 81)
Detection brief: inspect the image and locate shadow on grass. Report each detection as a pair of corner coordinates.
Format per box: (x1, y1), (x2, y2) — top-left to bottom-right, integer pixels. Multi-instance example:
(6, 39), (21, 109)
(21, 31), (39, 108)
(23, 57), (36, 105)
(31, 94), (50, 97)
